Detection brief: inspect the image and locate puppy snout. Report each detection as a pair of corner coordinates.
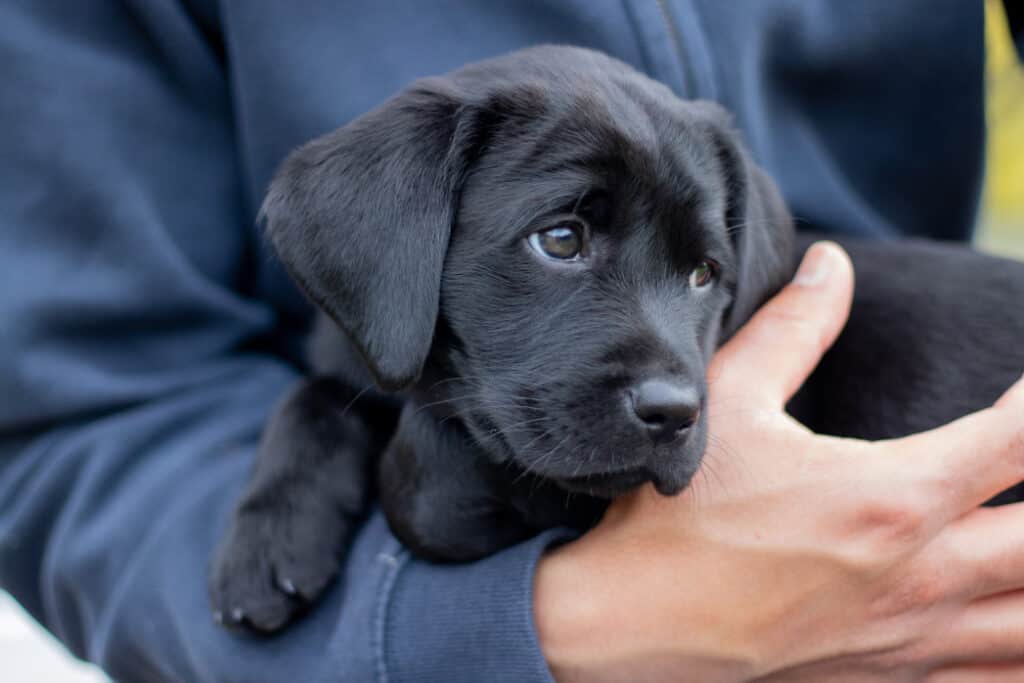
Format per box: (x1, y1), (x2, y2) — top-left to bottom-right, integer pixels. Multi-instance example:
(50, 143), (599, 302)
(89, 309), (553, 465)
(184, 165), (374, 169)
(628, 379), (701, 444)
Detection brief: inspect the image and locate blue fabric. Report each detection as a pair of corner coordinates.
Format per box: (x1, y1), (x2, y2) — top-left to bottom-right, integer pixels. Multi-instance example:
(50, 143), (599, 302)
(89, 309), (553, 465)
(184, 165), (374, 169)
(0, 1), (985, 680)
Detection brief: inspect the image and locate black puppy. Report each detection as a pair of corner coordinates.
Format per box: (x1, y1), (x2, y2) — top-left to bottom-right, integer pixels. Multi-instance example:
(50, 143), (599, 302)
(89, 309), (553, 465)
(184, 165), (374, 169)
(209, 46), (1024, 632)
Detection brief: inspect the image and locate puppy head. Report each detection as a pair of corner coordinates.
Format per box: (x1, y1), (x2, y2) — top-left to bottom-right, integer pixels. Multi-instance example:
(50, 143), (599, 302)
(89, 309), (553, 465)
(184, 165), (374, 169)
(263, 46), (793, 497)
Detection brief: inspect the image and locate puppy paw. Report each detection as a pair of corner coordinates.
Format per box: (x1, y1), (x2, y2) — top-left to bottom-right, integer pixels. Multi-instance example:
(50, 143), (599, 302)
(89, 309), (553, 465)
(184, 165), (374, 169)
(208, 503), (349, 633)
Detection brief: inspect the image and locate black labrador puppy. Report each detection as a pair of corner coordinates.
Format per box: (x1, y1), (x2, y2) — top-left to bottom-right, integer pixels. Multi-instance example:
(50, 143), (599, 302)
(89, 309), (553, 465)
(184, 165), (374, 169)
(209, 46), (1024, 632)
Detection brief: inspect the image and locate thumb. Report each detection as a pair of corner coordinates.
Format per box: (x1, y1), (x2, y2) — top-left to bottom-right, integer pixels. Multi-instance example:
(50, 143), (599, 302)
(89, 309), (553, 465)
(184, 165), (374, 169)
(709, 242), (855, 408)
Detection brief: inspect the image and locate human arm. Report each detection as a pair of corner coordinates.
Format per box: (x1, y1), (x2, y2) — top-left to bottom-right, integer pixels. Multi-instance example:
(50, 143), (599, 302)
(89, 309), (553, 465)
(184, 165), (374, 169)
(536, 243), (1024, 682)
(1, 4), (1012, 682)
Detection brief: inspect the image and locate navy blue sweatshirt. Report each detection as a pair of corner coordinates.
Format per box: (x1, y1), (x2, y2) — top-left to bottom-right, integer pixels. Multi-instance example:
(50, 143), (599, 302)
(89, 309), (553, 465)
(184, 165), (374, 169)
(0, 2), (991, 681)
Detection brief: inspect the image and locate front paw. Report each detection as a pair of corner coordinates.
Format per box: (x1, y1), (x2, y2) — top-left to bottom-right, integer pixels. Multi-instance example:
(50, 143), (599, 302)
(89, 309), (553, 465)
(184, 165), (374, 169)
(208, 501), (352, 633)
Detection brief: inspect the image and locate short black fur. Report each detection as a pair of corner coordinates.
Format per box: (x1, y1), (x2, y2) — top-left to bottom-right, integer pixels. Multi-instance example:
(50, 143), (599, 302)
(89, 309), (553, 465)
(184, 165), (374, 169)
(210, 46), (1024, 633)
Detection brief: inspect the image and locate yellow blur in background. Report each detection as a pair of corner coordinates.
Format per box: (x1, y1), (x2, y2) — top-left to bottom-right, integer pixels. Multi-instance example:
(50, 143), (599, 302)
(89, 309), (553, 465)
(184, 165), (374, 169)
(980, 0), (1024, 258)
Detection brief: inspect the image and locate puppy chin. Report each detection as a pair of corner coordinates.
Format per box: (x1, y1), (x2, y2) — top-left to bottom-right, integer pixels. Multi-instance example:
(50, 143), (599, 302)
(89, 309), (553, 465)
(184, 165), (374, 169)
(649, 432), (707, 496)
(553, 467), (655, 498)
(651, 468), (697, 496)
(552, 463), (697, 498)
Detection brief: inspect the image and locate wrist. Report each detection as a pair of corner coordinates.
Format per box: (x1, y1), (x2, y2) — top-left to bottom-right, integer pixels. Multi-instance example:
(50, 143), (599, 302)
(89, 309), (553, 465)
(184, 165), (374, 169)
(532, 543), (591, 682)
(533, 529), (761, 683)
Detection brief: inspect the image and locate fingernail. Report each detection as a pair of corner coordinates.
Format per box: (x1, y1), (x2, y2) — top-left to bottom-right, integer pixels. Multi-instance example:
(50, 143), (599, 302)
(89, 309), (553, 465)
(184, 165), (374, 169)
(793, 242), (835, 287)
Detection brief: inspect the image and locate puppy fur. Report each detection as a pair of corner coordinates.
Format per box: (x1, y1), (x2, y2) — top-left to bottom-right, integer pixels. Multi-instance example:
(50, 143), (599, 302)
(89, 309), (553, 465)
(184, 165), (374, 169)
(209, 46), (1024, 633)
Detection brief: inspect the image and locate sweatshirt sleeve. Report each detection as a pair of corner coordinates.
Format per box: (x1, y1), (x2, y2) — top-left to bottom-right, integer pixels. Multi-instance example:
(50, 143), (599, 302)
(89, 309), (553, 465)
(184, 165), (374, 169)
(0, 2), (568, 681)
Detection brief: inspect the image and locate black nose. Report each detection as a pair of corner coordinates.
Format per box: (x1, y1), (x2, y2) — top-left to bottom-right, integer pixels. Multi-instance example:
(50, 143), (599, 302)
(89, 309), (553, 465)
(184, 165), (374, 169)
(628, 379), (701, 444)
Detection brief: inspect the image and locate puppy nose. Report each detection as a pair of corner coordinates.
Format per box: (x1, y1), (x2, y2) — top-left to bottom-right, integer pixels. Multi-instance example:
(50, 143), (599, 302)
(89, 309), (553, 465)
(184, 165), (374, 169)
(628, 379), (701, 444)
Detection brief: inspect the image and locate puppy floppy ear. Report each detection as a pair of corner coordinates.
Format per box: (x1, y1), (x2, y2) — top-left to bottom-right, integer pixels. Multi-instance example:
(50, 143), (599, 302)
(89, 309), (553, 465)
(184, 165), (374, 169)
(696, 104), (795, 340)
(261, 78), (476, 390)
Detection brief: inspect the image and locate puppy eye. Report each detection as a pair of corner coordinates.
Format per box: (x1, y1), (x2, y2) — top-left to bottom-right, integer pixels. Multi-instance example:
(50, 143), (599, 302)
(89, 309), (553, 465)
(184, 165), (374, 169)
(528, 221), (587, 262)
(689, 259), (718, 289)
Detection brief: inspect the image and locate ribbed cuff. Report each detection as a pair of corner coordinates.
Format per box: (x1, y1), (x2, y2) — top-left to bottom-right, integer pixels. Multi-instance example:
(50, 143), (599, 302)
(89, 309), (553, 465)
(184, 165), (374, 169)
(379, 528), (578, 683)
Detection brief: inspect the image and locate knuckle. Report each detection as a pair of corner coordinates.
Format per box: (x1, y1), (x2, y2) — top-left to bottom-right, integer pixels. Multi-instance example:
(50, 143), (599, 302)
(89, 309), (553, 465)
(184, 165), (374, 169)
(830, 495), (934, 581)
(875, 565), (950, 618)
(853, 494), (929, 550)
(905, 568), (948, 610)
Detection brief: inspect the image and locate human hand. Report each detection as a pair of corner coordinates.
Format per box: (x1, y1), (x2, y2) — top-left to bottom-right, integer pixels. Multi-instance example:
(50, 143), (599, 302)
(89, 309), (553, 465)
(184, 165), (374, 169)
(535, 242), (1024, 683)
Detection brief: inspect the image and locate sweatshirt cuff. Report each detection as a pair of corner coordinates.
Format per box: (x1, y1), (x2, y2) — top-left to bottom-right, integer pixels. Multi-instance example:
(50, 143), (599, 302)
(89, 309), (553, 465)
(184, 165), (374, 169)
(379, 527), (578, 683)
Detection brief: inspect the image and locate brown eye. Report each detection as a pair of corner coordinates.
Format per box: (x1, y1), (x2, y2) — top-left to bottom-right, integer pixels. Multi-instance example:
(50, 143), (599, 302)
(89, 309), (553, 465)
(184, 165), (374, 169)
(689, 259), (717, 289)
(528, 222), (586, 261)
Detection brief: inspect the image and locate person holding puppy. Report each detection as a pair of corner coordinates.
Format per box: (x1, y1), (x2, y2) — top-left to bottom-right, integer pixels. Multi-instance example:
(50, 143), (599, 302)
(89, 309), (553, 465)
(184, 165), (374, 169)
(1, 2), (1022, 682)
(538, 242), (1024, 682)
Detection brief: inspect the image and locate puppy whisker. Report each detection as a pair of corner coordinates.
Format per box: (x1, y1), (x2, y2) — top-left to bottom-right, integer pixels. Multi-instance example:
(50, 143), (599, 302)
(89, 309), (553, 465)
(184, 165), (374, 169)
(519, 431), (574, 484)
(332, 383), (376, 420)
(466, 416), (551, 448)
(509, 430), (559, 485)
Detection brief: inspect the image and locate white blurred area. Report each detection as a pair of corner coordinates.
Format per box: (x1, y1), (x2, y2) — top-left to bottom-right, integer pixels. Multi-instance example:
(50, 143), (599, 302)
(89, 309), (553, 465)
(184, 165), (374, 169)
(0, 592), (107, 683)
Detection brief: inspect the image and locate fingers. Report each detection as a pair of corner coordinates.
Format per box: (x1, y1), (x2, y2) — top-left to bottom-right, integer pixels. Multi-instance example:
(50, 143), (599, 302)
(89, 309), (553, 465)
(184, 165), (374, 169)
(710, 242), (855, 408)
(927, 590), (1024, 669)
(942, 504), (1024, 599)
(929, 663), (1024, 683)
(889, 374), (1024, 516)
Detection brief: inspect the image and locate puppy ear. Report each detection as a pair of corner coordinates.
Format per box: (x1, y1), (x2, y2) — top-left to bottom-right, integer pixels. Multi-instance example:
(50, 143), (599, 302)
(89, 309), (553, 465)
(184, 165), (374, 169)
(696, 103), (795, 340)
(261, 79), (475, 390)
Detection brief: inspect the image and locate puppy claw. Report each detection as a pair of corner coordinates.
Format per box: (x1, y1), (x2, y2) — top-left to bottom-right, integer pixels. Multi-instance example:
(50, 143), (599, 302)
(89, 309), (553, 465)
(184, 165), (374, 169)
(209, 506), (352, 633)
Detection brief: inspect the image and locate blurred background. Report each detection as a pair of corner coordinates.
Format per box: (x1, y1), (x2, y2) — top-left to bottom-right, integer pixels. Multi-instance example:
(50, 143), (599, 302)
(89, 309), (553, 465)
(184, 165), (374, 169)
(979, 0), (1024, 257)
(1, 3), (1021, 681)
